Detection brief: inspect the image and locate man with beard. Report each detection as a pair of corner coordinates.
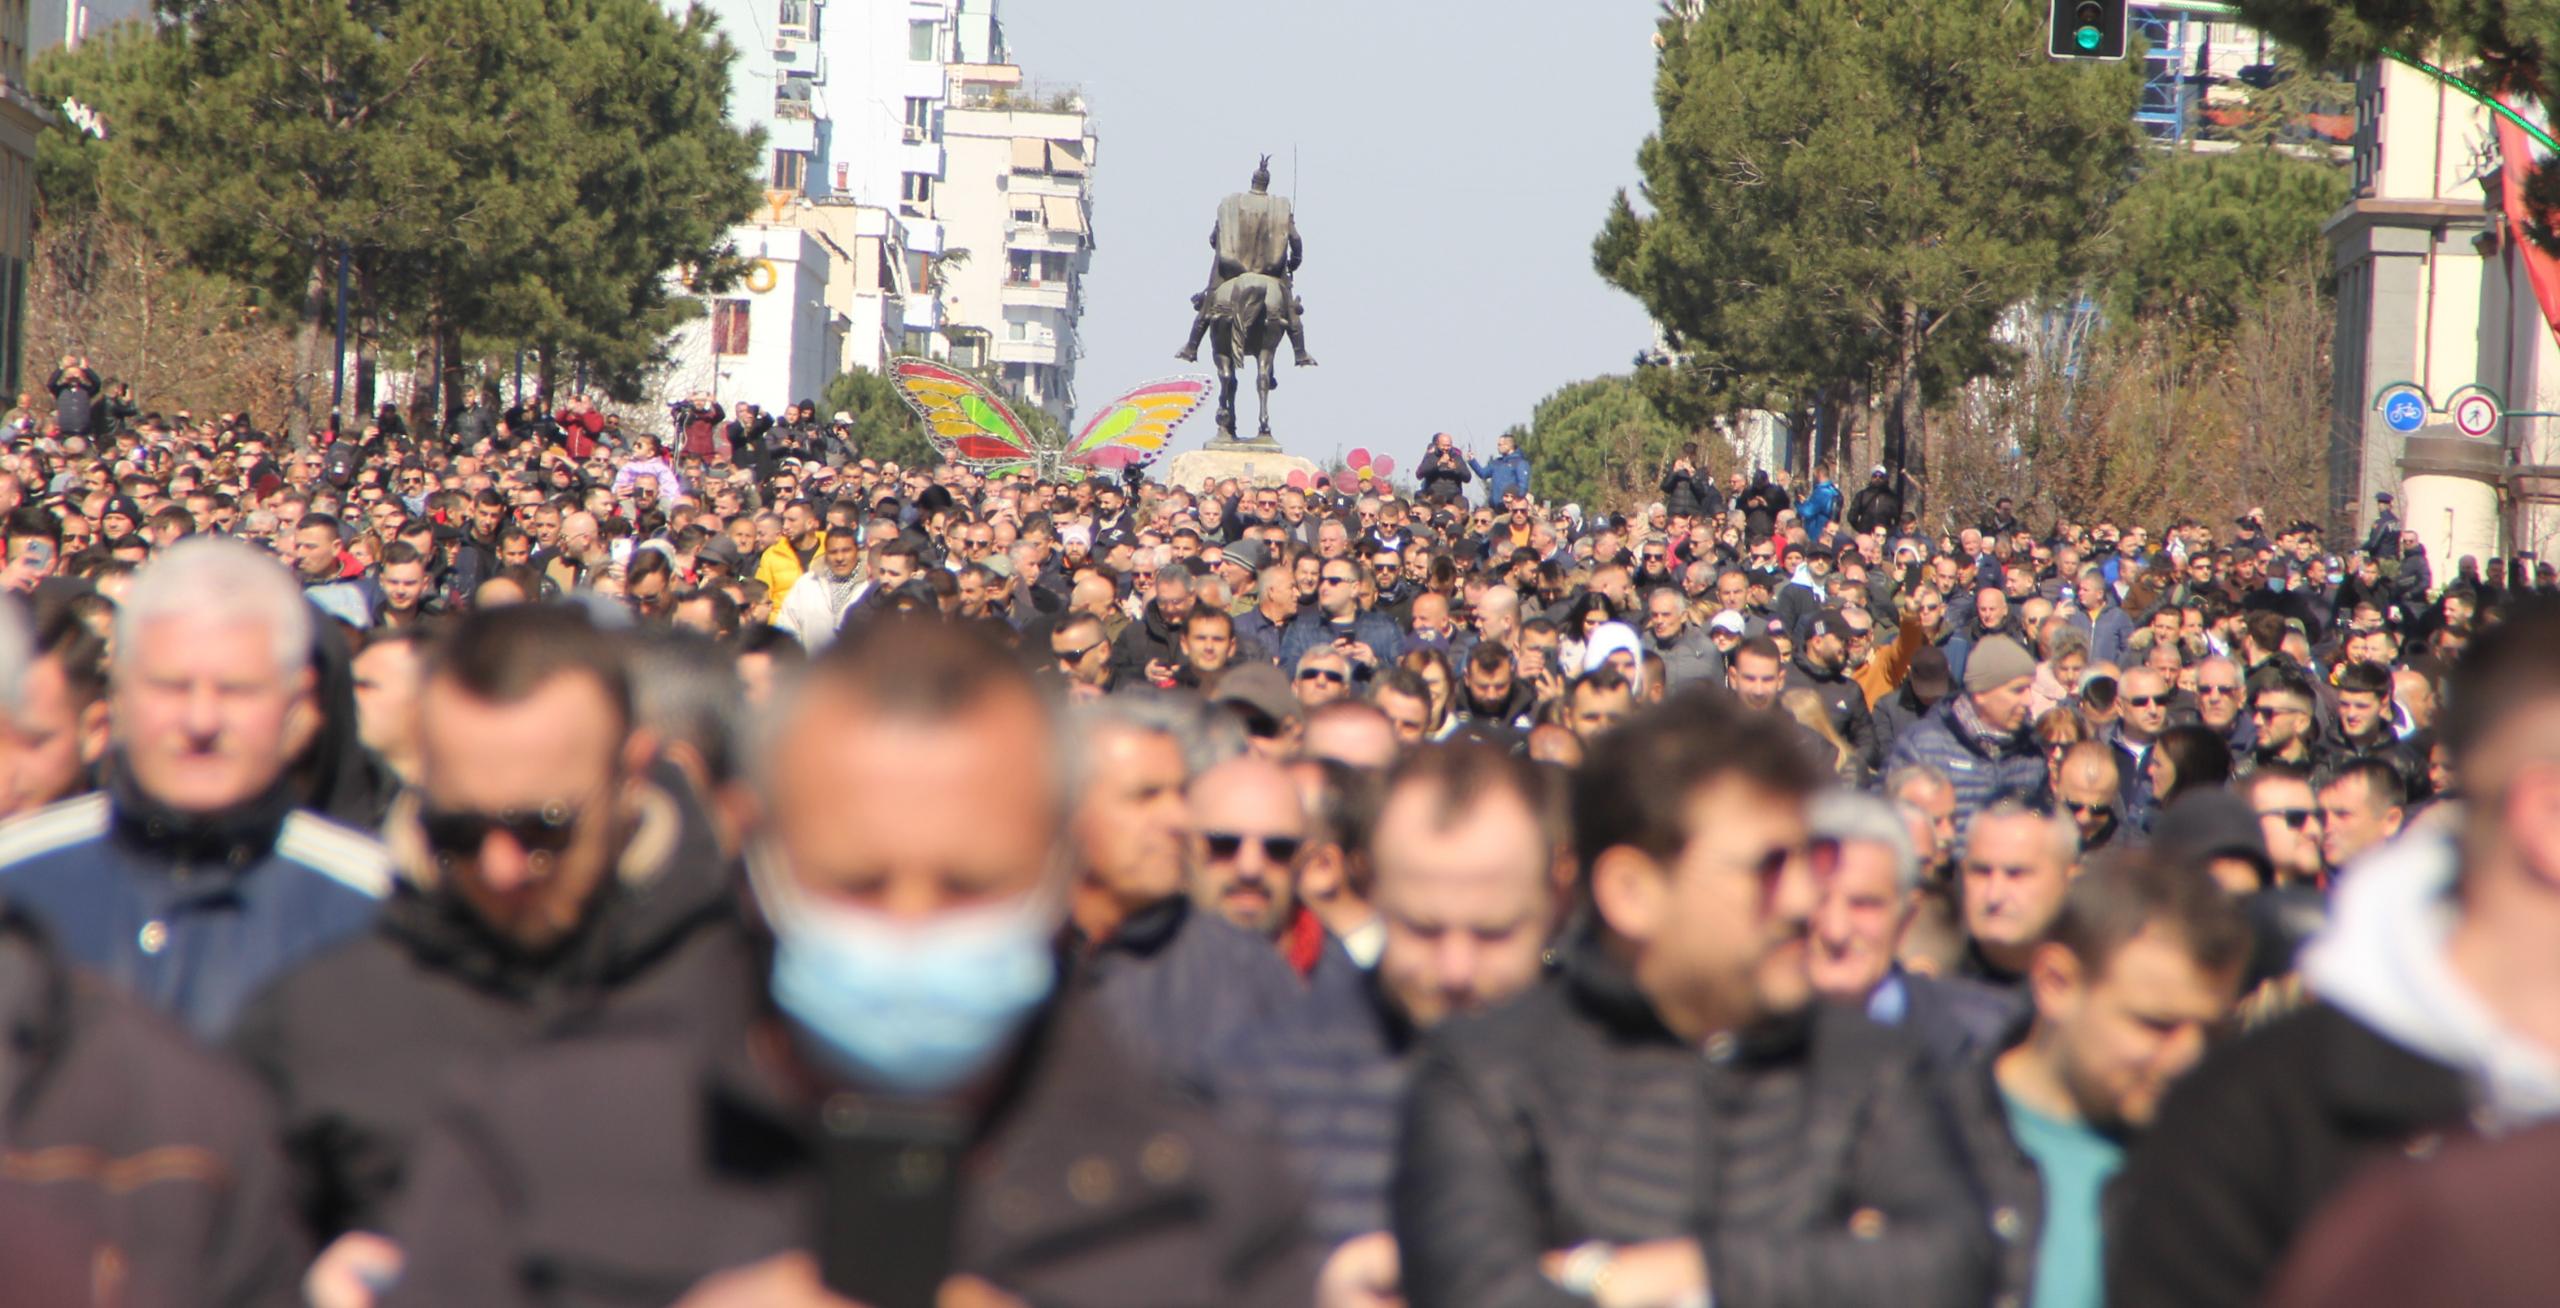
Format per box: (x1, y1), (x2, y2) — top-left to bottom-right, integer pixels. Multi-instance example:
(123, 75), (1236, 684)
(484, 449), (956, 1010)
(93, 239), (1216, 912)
(1787, 608), (1880, 770)
(1115, 560), (1199, 689)
(1188, 755), (1345, 984)
(774, 526), (867, 649)
(1394, 691), (1987, 1308)
(1450, 642), (1535, 745)
(233, 605), (733, 1300)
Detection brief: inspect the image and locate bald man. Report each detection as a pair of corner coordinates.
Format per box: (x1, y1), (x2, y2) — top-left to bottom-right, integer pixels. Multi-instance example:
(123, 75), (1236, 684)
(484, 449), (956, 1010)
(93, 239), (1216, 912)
(1188, 756), (1311, 944)
(2054, 742), (2125, 852)
(1304, 700), (1399, 771)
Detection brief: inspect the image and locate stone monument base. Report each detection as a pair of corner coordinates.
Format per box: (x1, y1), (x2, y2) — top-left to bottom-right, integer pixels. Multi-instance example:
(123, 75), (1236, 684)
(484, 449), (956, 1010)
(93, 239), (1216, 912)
(1162, 443), (1320, 494)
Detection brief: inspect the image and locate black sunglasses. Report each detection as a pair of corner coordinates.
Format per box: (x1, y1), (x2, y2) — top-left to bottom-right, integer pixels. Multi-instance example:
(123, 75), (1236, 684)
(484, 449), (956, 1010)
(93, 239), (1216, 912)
(1202, 831), (1304, 863)
(2123, 694), (2169, 708)
(419, 799), (586, 862)
(1296, 667), (1348, 685)
(2260, 807), (2319, 830)
(1053, 639), (1104, 664)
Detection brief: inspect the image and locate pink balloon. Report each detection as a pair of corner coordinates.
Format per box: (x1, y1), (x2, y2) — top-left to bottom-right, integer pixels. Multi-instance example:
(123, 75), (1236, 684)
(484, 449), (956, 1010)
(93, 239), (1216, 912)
(1371, 455), (1396, 479)
(1332, 469), (1359, 494)
(1285, 470), (1311, 490)
(1347, 447), (1372, 470)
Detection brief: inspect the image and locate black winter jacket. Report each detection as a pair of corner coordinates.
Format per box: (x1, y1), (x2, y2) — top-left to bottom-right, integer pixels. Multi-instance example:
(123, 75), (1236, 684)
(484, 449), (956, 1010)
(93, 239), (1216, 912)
(2105, 1000), (2469, 1308)
(228, 776), (734, 1241)
(0, 905), (305, 1308)
(1392, 936), (1990, 1308)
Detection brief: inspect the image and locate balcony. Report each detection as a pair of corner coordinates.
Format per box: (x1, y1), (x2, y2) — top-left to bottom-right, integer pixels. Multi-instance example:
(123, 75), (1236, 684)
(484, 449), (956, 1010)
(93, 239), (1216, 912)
(1005, 223), (1082, 254)
(1001, 280), (1070, 312)
(994, 335), (1063, 365)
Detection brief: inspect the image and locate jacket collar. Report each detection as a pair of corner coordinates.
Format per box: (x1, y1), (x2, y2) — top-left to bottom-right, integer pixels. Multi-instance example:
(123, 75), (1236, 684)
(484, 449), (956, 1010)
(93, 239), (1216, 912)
(104, 752), (295, 869)
(377, 774), (727, 999)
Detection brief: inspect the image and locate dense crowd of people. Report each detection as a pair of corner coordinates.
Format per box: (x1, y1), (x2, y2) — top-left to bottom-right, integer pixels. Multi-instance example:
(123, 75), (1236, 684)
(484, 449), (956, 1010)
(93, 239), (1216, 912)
(1, 375), (2557, 1308)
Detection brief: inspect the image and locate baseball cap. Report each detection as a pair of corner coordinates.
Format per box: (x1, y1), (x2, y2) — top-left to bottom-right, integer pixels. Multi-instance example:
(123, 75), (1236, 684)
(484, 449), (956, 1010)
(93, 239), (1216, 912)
(1211, 663), (1300, 730)
(1708, 610), (1747, 636)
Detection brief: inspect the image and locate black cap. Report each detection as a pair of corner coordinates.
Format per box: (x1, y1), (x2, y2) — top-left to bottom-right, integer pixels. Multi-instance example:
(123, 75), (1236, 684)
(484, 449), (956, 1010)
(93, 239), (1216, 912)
(2152, 791), (2271, 884)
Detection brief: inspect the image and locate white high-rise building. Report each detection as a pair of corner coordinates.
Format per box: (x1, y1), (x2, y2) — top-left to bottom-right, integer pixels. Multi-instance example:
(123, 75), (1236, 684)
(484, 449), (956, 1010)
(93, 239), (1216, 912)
(667, 0), (1094, 422)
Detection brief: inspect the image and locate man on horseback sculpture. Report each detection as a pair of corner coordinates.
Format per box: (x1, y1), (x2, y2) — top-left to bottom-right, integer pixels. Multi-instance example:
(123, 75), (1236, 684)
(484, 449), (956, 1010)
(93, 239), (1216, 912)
(1176, 156), (1318, 369)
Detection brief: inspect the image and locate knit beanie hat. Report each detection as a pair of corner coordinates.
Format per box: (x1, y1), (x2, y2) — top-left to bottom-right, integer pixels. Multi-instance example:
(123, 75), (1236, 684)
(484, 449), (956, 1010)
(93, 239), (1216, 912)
(1963, 635), (2035, 695)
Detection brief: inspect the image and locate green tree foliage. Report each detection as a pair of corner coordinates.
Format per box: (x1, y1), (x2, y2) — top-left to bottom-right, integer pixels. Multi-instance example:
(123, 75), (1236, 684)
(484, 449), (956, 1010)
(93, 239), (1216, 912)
(41, 0), (759, 430)
(822, 367), (939, 469)
(1595, 0), (2141, 475)
(1517, 374), (1698, 513)
(2108, 149), (2350, 334)
(2236, 0), (2560, 246)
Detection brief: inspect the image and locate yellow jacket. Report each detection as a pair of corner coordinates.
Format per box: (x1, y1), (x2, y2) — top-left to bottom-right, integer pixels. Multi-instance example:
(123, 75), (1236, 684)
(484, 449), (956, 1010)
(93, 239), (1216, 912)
(757, 533), (822, 607)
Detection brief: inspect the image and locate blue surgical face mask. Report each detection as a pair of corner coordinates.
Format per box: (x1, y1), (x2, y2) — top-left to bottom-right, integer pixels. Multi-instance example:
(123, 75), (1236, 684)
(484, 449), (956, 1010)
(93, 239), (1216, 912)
(754, 854), (1060, 1097)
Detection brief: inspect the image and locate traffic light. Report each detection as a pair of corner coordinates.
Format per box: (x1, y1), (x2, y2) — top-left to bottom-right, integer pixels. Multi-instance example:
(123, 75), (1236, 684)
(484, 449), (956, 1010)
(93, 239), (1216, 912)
(2048, 0), (2127, 61)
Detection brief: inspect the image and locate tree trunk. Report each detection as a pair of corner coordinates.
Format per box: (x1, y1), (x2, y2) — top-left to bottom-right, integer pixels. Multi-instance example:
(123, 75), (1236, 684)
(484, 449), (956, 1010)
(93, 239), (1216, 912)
(1885, 300), (1929, 522)
(437, 318), (465, 436)
(290, 248), (331, 441)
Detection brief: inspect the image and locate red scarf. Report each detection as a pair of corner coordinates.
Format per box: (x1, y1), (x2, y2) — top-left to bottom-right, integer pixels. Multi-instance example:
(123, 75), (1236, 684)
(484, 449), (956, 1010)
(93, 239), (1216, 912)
(1282, 906), (1327, 980)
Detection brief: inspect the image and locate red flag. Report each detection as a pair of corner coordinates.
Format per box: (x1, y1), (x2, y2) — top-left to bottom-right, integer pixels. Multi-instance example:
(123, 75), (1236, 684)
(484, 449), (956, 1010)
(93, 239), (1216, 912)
(2494, 105), (2560, 356)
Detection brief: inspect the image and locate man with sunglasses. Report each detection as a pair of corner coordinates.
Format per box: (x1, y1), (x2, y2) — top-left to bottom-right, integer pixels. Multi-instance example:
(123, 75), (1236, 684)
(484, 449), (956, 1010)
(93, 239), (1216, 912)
(1280, 558), (1402, 679)
(234, 605), (730, 1300)
(2246, 668), (2323, 773)
(1397, 691), (1987, 1308)
(1187, 756), (1335, 981)
(2109, 668), (2174, 835)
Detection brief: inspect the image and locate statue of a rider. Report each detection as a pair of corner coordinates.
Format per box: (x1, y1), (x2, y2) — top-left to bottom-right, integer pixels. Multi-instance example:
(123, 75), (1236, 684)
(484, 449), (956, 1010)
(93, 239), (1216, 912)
(1175, 156), (1317, 368)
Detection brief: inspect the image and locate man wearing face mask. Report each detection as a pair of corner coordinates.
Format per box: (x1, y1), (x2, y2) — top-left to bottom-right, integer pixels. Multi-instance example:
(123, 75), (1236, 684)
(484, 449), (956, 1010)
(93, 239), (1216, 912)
(383, 622), (1317, 1308)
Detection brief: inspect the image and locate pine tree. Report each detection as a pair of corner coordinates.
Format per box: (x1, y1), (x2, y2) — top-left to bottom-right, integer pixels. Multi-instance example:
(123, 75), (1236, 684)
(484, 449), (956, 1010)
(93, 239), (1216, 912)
(1594, 0), (2141, 479)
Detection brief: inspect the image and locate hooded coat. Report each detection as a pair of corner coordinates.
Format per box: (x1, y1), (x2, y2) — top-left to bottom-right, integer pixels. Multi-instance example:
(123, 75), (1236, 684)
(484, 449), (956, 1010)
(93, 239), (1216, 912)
(227, 770), (733, 1242)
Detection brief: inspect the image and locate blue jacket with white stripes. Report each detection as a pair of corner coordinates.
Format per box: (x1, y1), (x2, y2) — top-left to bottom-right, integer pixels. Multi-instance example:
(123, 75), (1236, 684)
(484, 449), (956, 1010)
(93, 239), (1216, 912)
(0, 779), (389, 1043)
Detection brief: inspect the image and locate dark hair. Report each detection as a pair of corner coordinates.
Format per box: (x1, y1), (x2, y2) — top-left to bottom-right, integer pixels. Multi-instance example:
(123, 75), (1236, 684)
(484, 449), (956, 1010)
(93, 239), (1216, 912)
(380, 539), (427, 569)
(2320, 755), (2409, 811)
(1372, 666), (1431, 707)
(2440, 605), (2560, 759)
(2048, 850), (2252, 979)
(1184, 607), (1233, 638)
(1466, 641), (1512, 676)
(2152, 724), (2232, 803)
(1572, 687), (1818, 870)
(1383, 740), (1566, 867)
(2334, 659), (2393, 700)
(425, 604), (632, 732)
(1728, 635), (1783, 672)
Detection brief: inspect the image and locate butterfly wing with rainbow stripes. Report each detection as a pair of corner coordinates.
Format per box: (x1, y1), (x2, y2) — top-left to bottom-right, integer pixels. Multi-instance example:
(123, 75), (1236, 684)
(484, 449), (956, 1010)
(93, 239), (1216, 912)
(1068, 377), (1212, 473)
(889, 357), (1055, 476)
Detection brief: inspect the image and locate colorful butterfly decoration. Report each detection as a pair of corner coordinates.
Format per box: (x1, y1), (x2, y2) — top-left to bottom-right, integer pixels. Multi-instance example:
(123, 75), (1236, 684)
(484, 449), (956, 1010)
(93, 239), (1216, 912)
(889, 357), (1209, 480)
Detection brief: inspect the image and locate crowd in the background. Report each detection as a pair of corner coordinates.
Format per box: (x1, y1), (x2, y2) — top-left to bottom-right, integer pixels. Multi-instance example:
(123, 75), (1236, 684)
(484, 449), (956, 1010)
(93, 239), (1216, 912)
(2, 371), (2559, 1308)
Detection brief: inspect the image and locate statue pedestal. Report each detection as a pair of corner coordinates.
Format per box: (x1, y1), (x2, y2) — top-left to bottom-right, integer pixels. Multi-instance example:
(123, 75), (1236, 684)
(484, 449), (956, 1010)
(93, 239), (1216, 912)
(1163, 443), (1319, 494)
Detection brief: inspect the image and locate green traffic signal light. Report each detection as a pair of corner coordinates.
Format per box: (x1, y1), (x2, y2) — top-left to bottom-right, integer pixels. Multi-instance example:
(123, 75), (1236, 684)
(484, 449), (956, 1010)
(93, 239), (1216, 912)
(2074, 26), (2100, 50)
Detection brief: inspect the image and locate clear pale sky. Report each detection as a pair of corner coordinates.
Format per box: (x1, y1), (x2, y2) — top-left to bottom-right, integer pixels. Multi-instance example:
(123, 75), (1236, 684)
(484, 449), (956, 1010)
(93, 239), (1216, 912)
(998, 0), (1665, 467)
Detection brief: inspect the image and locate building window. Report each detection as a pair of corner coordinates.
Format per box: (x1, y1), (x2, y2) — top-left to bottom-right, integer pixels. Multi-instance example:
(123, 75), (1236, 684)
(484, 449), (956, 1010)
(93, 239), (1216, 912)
(776, 0), (810, 37)
(908, 19), (936, 61)
(901, 171), (934, 203)
(876, 243), (896, 292)
(775, 75), (814, 120)
(1008, 250), (1034, 284)
(1012, 205), (1039, 225)
(905, 97), (934, 133)
(771, 149), (810, 192)
(713, 300), (752, 355)
(1009, 320), (1027, 340)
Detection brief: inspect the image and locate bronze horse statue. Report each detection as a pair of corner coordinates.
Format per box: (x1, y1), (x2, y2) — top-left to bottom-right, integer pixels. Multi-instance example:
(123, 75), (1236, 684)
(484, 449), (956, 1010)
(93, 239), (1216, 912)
(1208, 271), (1286, 442)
